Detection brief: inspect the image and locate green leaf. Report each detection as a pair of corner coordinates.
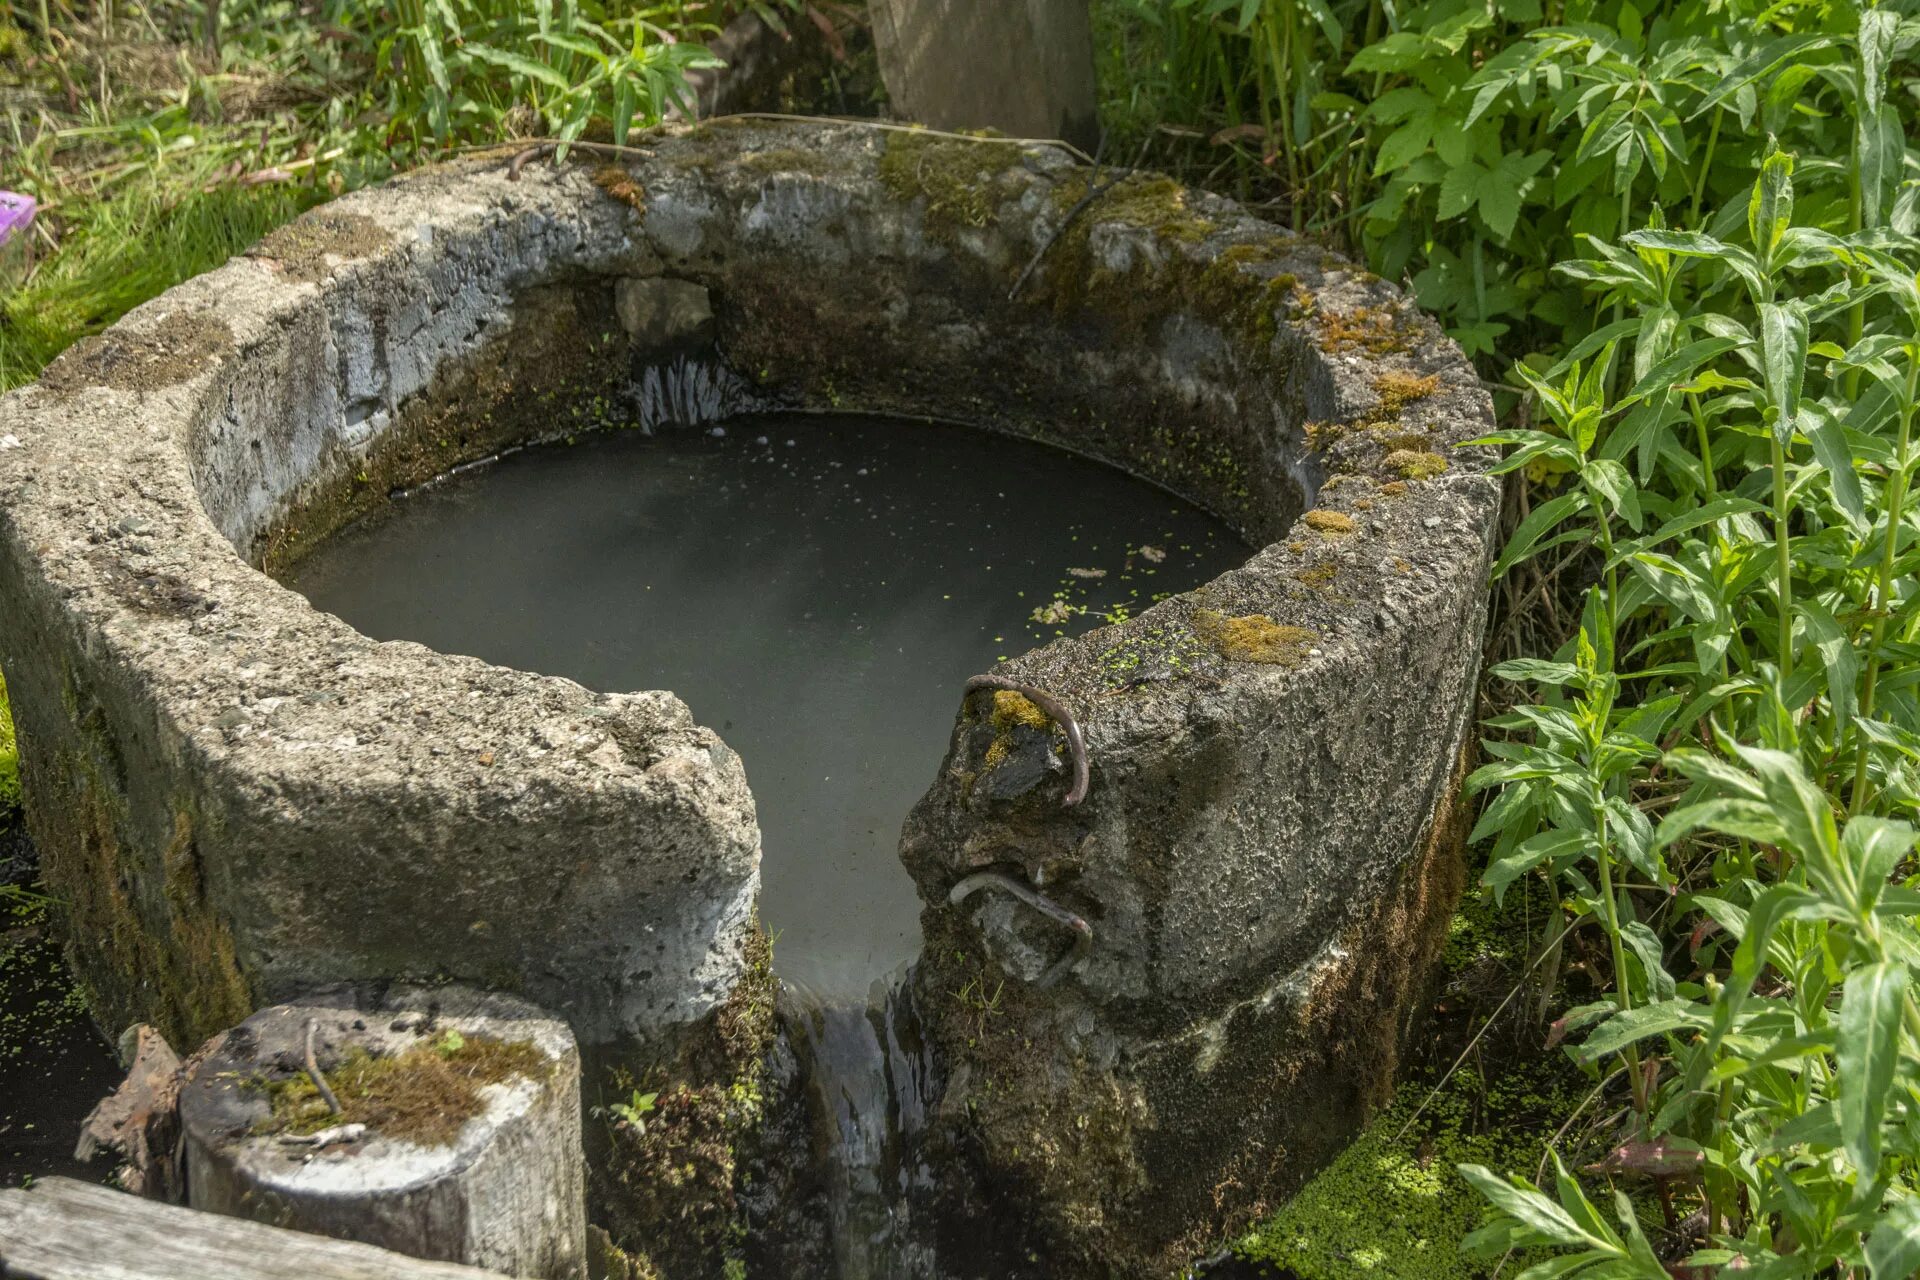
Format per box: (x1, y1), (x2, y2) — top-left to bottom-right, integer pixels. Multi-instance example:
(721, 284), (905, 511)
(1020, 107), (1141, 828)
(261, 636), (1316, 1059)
(461, 41), (575, 91)
(1758, 302), (1809, 446)
(1749, 148), (1796, 261)
(1837, 961), (1906, 1176)
(1576, 998), (1710, 1061)
(1439, 162), (1482, 221)
(1456, 1163), (1605, 1248)
(1842, 819), (1918, 915)
(1867, 1198), (1920, 1280)
(1492, 492), (1589, 580)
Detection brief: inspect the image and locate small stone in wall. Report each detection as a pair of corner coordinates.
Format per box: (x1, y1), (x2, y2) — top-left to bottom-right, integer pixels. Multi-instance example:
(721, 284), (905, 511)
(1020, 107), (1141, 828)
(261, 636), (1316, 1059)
(616, 277), (714, 349)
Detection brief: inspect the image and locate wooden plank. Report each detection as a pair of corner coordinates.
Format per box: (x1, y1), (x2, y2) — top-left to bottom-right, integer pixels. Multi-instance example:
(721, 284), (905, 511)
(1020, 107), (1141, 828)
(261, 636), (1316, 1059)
(0, 1178), (509, 1280)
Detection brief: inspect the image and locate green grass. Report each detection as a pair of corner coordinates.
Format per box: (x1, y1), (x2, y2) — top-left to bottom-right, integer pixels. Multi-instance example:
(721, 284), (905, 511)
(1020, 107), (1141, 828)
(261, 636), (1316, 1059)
(0, 178), (321, 390)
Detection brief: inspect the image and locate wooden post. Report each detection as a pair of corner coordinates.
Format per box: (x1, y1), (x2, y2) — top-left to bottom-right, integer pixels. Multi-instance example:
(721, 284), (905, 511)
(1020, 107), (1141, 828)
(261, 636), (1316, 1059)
(871, 0), (1100, 150)
(178, 987), (585, 1280)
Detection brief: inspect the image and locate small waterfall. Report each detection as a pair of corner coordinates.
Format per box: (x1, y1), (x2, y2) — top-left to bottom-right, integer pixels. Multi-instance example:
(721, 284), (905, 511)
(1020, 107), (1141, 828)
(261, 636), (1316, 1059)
(634, 353), (760, 431)
(787, 974), (941, 1280)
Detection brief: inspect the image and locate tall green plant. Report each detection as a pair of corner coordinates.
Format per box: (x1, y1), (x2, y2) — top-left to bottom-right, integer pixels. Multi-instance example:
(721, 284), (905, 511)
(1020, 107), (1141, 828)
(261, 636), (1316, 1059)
(1457, 30), (1920, 1274)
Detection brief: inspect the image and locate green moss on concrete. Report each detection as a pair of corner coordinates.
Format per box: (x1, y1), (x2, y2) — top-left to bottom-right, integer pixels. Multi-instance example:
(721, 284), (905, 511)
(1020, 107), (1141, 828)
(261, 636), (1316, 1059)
(1193, 609), (1316, 666)
(1233, 1061), (1576, 1280)
(249, 210), (392, 283)
(1386, 449), (1449, 481)
(598, 921), (776, 1278)
(38, 309), (234, 395)
(0, 671), (19, 823)
(877, 130), (1025, 242)
(252, 1031), (548, 1145)
(1050, 171), (1217, 244)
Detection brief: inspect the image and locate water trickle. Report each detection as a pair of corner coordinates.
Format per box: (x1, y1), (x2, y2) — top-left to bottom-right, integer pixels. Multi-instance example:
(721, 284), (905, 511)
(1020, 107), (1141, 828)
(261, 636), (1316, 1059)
(286, 412), (1247, 1275)
(635, 353), (761, 430)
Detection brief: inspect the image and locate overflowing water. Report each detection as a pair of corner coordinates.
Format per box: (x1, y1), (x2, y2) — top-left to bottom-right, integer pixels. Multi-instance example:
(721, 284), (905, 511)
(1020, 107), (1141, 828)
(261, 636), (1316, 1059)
(288, 412), (1247, 1274)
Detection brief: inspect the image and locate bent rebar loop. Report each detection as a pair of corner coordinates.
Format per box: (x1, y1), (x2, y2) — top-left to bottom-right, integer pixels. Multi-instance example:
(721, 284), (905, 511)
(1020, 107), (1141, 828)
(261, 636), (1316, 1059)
(962, 674), (1090, 807)
(948, 871), (1094, 989)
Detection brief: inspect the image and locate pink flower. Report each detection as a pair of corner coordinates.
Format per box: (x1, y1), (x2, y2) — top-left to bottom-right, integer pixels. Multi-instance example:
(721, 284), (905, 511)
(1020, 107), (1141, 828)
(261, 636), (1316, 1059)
(0, 192), (36, 246)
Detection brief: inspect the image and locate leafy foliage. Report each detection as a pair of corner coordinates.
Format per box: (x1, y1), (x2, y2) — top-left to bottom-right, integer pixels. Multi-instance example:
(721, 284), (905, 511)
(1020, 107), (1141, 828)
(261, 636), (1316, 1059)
(1100, 1), (1920, 1273)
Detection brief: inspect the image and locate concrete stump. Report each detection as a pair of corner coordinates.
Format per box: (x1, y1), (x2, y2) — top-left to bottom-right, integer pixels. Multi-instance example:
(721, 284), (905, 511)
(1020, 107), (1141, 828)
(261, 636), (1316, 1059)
(871, 0), (1099, 148)
(179, 987), (585, 1280)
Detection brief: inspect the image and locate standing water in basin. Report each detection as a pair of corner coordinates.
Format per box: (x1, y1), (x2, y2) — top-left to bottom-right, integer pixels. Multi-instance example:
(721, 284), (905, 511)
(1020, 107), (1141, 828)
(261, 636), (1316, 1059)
(287, 412), (1246, 1275)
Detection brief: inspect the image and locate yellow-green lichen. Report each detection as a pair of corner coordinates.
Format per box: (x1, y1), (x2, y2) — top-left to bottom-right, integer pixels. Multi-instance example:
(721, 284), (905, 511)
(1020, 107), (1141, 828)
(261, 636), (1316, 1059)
(1193, 609), (1316, 666)
(878, 129), (1025, 240)
(1302, 509), (1355, 536)
(1294, 561), (1340, 589)
(253, 1031), (547, 1145)
(1386, 449), (1449, 481)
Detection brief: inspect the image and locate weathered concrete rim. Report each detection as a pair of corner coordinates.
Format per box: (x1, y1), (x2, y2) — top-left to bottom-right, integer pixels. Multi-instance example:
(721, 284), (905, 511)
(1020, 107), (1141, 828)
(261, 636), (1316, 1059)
(0, 119), (1498, 1055)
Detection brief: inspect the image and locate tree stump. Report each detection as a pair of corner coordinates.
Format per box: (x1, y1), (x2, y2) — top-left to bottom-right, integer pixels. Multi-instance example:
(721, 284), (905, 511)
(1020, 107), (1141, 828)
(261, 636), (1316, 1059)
(179, 986), (585, 1280)
(870, 0), (1100, 149)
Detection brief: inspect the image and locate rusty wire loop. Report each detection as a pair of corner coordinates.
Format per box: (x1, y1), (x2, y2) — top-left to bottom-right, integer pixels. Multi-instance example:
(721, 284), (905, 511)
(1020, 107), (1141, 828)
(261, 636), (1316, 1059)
(963, 674), (1089, 806)
(948, 871), (1093, 989)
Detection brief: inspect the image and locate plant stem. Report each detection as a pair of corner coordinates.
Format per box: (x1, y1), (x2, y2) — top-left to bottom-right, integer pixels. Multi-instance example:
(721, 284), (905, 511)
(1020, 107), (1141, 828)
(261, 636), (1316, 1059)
(1772, 437), (1793, 687)
(1850, 353), (1919, 810)
(1595, 793), (1650, 1128)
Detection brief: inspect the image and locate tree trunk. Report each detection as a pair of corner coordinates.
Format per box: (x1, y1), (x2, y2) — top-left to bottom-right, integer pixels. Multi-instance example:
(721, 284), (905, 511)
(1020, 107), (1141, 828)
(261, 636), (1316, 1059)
(179, 986), (585, 1280)
(871, 0), (1100, 150)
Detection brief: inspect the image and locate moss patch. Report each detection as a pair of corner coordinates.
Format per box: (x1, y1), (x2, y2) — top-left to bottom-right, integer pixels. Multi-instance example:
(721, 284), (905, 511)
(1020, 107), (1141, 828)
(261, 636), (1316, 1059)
(593, 164), (646, 213)
(1302, 509), (1355, 536)
(36, 731), (253, 1048)
(1385, 449), (1449, 481)
(598, 923), (776, 1277)
(39, 309), (233, 394)
(1050, 171), (1216, 244)
(249, 210), (391, 282)
(0, 672), (19, 822)
(1317, 305), (1417, 356)
(877, 129), (1025, 241)
(253, 1030), (547, 1146)
(1193, 609), (1316, 666)
(1372, 370), (1441, 418)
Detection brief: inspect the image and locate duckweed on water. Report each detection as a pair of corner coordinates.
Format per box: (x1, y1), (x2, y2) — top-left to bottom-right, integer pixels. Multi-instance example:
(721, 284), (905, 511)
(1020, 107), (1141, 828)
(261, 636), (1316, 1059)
(253, 1031), (547, 1146)
(1233, 1061), (1576, 1280)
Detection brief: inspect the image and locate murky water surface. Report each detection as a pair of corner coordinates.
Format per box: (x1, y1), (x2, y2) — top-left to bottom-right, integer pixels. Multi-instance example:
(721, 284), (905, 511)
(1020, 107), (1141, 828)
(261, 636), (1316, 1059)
(289, 414), (1246, 1002)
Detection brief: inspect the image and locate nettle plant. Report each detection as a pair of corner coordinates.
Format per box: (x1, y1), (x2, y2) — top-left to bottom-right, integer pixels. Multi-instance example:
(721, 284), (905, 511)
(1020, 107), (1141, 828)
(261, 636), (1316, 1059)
(1457, 108), (1920, 1280)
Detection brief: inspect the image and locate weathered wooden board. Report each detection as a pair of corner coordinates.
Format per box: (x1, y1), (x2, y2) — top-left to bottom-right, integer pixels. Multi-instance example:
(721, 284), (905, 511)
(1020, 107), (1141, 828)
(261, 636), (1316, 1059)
(0, 1177), (509, 1279)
